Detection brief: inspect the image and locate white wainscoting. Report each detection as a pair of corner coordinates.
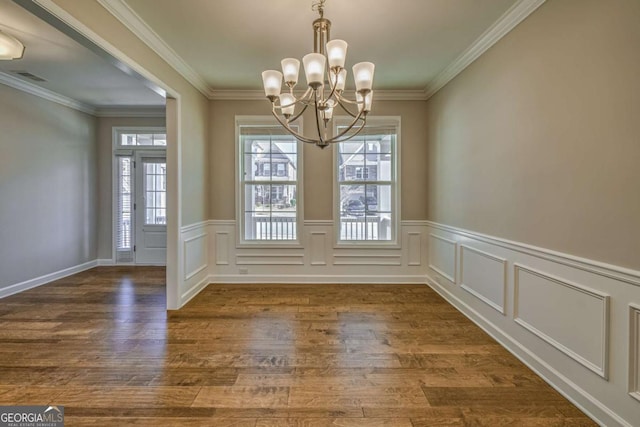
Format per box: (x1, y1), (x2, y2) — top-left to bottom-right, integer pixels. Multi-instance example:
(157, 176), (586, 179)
(207, 220), (429, 284)
(514, 264), (609, 379)
(424, 221), (640, 427)
(460, 244), (507, 314)
(428, 233), (457, 283)
(630, 304), (640, 402)
(179, 221), (210, 307)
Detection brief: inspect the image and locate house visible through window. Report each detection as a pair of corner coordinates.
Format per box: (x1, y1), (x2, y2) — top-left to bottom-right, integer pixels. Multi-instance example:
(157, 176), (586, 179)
(238, 119), (301, 243)
(335, 119), (399, 243)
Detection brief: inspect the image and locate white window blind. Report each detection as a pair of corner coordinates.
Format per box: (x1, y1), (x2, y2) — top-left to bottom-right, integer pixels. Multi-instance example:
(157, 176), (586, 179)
(116, 155), (133, 262)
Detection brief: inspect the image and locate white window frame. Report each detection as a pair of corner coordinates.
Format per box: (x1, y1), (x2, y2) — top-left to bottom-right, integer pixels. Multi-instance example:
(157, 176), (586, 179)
(112, 127), (167, 263)
(333, 116), (401, 248)
(235, 116), (304, 248)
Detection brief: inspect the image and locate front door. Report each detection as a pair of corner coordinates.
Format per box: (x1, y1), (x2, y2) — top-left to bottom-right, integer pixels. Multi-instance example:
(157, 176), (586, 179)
(134, 152), (167, 264)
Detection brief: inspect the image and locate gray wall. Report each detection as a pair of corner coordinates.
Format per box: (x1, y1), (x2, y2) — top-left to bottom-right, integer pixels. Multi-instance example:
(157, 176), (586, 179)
(96, 116), (166, 259)
(425, 0), (640, 269)
(0, 84), (98, 289)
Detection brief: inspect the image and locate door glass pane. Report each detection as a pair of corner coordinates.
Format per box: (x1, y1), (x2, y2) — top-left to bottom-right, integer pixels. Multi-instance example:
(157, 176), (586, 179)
(144, 161), (167, 225)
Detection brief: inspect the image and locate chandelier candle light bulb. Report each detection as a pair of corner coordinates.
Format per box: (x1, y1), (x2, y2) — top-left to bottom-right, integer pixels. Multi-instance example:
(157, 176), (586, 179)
(262, 0), (374, 148)
(302, 53), (326, 89)
(262, 70), (283, 100)
(326, 39), (348, 69)
(279, 93), (296, 117)
(353, 62), (375, 92)
(281, 58), (300, 86)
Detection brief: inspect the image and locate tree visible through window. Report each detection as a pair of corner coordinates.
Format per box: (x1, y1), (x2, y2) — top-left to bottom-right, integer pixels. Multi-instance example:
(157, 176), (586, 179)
(238, 121), (301, 242)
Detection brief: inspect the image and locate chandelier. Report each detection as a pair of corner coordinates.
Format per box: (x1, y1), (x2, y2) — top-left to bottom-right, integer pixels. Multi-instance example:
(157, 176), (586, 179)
(261, 0), (374, 148)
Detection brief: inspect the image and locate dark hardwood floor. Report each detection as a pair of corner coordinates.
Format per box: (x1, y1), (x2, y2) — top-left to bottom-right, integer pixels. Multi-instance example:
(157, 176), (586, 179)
(0, 267), (596, 426)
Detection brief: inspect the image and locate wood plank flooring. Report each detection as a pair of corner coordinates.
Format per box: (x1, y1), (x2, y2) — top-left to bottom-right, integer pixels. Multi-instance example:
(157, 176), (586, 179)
(0, 267), (596, 426)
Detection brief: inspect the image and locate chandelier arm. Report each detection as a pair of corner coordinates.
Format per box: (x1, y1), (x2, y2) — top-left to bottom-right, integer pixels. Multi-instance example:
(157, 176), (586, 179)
(335, 97), (360, 119)
(324, 111), (365, 144)
(288, 103), (309, 123)
(329, 116), (368, 144)
(336, 91), (361, 105)
(324, 68), (339, 103)
(299, 86), (313, 102)
(313, 91), (326, 145)
(270, 108), (321, 145)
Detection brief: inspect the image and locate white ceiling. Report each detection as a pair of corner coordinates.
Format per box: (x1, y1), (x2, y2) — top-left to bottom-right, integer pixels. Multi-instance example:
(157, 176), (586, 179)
(0, 0), (165, 108)
(122, 0), (518, 91)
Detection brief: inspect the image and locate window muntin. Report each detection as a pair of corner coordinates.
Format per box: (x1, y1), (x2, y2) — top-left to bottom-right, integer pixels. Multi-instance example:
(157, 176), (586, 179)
(336, 121), (398, 243)
(238, 122), (301, 243)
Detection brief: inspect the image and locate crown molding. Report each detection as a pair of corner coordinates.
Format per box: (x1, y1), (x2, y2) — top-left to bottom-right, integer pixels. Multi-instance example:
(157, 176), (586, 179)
(96, 0), (210, 97)
(209, 89), (428, 101)
(424, 0), (546, 99)
(98, 0), (543, 102)
(95, 106), (166, 117)
(0, 72), (96, 115)
(0, 72), (165, 117)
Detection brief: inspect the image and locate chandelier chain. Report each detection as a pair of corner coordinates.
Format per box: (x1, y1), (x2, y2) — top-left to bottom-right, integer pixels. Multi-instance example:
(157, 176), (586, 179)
(311, 0), (326, 18)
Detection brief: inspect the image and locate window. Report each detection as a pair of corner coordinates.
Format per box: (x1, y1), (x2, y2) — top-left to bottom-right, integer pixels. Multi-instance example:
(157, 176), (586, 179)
(335, 117), (399, 244)
(237, 117), (302, 244)
(120, 132), (167, 146)
(355, 167), (369, 180)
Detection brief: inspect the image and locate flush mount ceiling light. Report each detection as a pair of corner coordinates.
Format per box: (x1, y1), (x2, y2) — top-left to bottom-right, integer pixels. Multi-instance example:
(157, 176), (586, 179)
(261, 0), (374, 149)
(0, 30), (25, 60)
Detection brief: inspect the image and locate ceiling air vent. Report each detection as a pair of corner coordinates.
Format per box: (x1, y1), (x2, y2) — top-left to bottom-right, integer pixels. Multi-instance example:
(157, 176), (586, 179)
(11, 71), (47, 82)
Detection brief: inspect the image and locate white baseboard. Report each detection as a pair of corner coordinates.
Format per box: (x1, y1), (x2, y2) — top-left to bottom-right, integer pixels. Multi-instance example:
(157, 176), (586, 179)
(97, 258), (115, 266)
(179, 274), (211, 308)
(0, 260), (98, 299)
(209, 274), (427, 284)
(425, 274), (632, 427)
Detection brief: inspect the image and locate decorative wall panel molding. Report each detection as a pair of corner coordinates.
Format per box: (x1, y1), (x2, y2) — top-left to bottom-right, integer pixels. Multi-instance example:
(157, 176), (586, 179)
(460, 244), (507, 314)
(215, 232), (230, 265)
(236, 253), (304, 266)
(333, 254), (402, 266)
(207, 221), (427, 283)
(514, 264), (610, 379)
(183, 233), (207, 280)
(407, 232), (422, 266)
(630, 304), (640, 402)
(423, 221), (639, 426)
(428, 233), (457, 283)
(310, 232), (327, 266)
(426, 221), (640, 287)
